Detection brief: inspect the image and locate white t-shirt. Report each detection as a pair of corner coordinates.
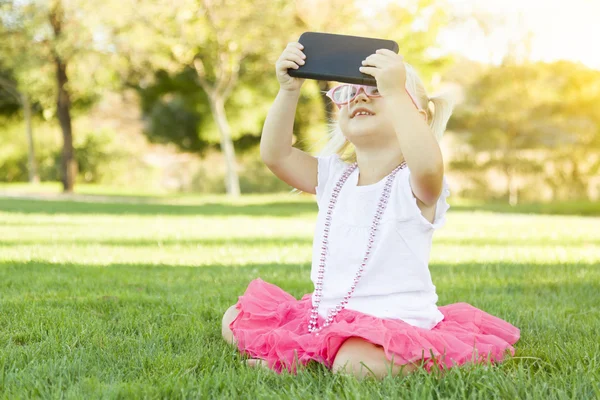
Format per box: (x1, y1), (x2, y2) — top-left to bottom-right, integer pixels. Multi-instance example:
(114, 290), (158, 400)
(311, 154), (451, 330)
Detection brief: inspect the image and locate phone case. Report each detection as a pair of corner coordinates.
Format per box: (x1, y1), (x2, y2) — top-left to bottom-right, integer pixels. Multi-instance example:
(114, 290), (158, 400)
(287, 32), (399, 86)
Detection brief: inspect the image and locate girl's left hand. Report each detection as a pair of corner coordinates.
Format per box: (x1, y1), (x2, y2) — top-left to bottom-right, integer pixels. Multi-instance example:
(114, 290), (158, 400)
(359, 49), (407, 98)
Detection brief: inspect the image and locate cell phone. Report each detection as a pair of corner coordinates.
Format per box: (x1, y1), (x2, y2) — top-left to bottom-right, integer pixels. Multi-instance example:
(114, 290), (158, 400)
(287, 32), (399, 86)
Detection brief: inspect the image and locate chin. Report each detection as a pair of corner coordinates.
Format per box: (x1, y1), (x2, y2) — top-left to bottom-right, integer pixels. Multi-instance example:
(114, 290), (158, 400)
(344, 129), (376, 141)
(342, 121), (384, 139)
(343, 131), (381, 148)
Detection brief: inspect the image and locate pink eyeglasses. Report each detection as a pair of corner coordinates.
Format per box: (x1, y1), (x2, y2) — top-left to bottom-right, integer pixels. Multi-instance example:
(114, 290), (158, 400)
(325, 84), (421, 111)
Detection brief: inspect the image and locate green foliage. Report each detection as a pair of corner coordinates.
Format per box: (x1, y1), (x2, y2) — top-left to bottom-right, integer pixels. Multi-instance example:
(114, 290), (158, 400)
(0, 117), (148, 185)
(0, 150), (26, 181)
(0, 68), (21, 115)
(184, 151), (295, 194)
(73, 129), (128, 183)
(238, 158), (294, 193)
(146, 95), (205, 152)
(449, 61), (600, 201)
(0, 117), (53, 181)
(136, 68), (213, 153)
(0, 0), (104, 118)
(135, 55), (325, 157)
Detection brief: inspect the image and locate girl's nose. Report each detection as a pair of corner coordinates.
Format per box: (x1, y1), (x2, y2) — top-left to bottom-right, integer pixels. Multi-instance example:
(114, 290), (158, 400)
(352, 88), (370, 103)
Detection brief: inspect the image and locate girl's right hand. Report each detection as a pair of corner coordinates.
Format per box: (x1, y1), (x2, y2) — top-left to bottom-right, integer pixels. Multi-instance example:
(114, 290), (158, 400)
(276, 42), (306, 92)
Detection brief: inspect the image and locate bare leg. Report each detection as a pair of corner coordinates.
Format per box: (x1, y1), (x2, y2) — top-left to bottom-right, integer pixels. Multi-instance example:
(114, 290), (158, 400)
(221, 305), (240, 345)
(222, 305), (268, 369)
(332, 337), (420, 379)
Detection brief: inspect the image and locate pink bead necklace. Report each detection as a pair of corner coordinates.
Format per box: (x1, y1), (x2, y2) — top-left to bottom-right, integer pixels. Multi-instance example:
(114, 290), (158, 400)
(308, 160), (407, 334)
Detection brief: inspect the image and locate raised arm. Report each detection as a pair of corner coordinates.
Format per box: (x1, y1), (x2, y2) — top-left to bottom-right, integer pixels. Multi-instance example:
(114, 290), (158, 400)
(260, 42), (318, 194)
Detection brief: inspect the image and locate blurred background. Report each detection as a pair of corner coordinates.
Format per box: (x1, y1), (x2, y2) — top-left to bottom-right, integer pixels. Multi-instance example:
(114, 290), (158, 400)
(1, 0), (599, 205)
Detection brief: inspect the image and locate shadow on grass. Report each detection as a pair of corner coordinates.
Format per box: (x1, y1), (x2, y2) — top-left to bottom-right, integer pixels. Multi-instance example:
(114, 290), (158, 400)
(2, 196), (599, 217)
(0, 198), (317, 217)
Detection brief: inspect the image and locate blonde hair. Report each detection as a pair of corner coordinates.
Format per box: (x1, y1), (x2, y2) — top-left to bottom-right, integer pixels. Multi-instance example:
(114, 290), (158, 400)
(314, 62), (454, 162)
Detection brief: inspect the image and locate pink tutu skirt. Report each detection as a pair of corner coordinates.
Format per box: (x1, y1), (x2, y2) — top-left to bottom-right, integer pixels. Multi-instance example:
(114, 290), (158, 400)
(230, 279), (520, 373)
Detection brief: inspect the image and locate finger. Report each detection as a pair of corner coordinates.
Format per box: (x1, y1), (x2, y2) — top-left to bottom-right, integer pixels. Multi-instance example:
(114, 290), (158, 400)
(364, 53), (390, 63)
(281, 53), (305, 66)
(376, 49), (401, 58)
(279, 60), (301, 70)
(362, 54), (390, 67)
(287, 42), (304, 51)
(284, 48), (306, 60)
(359, 66), (378, 76)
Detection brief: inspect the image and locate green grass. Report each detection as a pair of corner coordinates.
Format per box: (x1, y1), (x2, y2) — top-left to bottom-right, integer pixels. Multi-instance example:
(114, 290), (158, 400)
(0, 193), (599, 399)
(449, 198), (600, 217)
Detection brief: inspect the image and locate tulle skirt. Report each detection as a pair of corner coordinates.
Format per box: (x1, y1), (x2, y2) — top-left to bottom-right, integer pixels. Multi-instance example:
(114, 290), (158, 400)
(229, 279), (520, 373)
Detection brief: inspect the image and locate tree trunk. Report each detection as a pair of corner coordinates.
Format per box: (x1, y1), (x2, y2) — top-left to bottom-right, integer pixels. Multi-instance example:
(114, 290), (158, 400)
(209, 96), (240, 196)
(55, 57), (76, 193)
(21, 93), (40, 184)
(50, 0), (76, 193)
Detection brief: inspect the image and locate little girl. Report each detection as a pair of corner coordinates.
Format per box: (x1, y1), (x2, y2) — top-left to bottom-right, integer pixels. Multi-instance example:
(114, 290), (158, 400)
(221, 41), (520, 378)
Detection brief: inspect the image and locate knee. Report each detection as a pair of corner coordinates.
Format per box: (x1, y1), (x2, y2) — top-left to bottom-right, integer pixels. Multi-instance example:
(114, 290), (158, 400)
(221, 305), (239, 345)
(332, 337), (419, 379)
(332, 337), (377, 377)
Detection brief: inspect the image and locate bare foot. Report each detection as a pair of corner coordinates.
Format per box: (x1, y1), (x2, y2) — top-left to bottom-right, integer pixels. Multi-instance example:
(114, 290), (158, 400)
(244, 359), (271, 370)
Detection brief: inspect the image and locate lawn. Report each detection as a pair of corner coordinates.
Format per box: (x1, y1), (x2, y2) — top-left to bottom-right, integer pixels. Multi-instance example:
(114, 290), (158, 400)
(0, 193), (599, 399)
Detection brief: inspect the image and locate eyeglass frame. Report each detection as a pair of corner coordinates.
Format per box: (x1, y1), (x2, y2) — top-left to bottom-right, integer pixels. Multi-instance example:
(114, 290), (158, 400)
(325, 84), (422, 112)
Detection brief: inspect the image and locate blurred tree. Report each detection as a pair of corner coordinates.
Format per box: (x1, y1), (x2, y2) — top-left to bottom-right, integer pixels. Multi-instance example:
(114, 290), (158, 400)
(0, 0), (105, 192)
(449, 61), (600, 203)
(0, 8), (39, 183)
(0, 66), (21, 115)
(136, 68), (210, 154)
(107, 0), (296, 197)
(48, 0), (77, 192)
(449, 64), (545, 204)
(134, 65), (291, 156)
(0, 74), (39, 183)
(535, 62), (600, 200)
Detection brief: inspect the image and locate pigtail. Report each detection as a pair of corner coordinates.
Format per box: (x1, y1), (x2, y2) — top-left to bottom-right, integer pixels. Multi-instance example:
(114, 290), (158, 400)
(427, 93), (455, 142)
(405, 63), (455, 142)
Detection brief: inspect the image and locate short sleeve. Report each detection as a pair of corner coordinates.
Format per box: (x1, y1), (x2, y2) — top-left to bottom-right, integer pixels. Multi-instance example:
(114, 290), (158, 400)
(402, 172), (451, 230)
(315, 154), (346, 204)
